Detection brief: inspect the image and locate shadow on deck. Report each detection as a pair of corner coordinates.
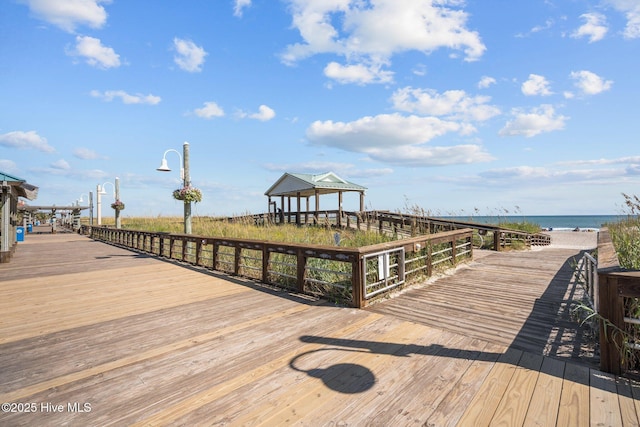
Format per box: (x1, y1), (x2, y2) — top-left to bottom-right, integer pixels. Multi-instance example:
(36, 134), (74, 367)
(1, 233), (638, 426)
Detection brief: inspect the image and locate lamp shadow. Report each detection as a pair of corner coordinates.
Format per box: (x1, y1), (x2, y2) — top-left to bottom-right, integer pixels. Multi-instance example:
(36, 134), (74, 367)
(290, 335), (505, 395)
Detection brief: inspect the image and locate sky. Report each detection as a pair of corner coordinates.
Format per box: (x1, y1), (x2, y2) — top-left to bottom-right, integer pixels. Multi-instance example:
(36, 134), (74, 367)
(1, 0), (639, 218)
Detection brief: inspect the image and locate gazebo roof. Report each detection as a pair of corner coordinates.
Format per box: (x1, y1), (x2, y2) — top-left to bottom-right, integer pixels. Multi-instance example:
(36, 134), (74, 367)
(0, 171), (38, 200)
(265, 172), (367, 197)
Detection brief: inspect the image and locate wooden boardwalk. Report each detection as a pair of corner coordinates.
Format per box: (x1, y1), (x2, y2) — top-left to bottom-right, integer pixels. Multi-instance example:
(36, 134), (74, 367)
(1, 230), (639, 426)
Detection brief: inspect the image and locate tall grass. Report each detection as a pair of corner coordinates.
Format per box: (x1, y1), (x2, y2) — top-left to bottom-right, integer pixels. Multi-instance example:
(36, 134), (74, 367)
(496, 221), (542, 234)
(598, 193), (640, 370)
(110, 215), (394, 248)
(607, 193), (640, 269)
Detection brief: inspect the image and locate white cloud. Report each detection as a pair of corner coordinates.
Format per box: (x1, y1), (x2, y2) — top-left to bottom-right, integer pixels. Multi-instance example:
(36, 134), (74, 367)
(0, 130), (55, 153)
(478, 76), (496, 89)
(233, 0), (252, 17)
(236, 105), (276, 121)
(282, 0), (485, 84)
(32, 165), (107, 179)
(480, 166), (551, 180)
(69, 35), (120, 68)
(570, 70), (613, 95)
(521, 74), (553, 96)
(0, 160), (19, 173)
(249, 105), (276, 121)
(606, 0), (640, 39)
(571, 13), (608, 42)
(559, 156), (640, 166)
(22, 0), (110, 33)
(324, 62), (394, 85)
(368, 144), (494, 167)
(73, 147), (106, 160)
(173, 38), (207, 72)
(193, 102), (225, 119)
(90, 90), (161, 105)
(515, 19), (555, 38)
(306, 113), (492, 167)
(478, 164), (623, 184)
(51, 159), (71, 170)
(264, 161), (393, 178)
(499, 105), (568, 137)
(391, 87), (501, 122)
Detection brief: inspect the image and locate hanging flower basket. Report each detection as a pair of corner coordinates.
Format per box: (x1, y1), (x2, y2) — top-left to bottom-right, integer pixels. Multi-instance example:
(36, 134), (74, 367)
(111, 200), (125, 211)
(173, 186), (202, 203)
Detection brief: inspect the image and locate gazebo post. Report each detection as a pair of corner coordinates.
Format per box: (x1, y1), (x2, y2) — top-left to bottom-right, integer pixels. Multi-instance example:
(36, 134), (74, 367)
(338, 191), (343, 228)
(314, 189), (320, 225)
(359, 191), (365, 229)
(305, 197), (309, 225)
(280, 195), (284, 224)
(296, 192), (301, 225)
(267, 196), (271, 221)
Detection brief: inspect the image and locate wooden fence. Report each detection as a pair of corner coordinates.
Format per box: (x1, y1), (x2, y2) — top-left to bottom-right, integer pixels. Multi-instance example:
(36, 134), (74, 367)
(239, 210), (550, 251)
(597, 227), (640, 374)
(82, 226), (473, 308)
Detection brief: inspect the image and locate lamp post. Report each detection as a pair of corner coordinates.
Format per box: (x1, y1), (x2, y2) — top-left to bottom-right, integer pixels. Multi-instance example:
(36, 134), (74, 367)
(157, 141), (191, 234)
(96, 181), (115, 226)
(78, 192), (94, 225)
(114, 177), (121, 229)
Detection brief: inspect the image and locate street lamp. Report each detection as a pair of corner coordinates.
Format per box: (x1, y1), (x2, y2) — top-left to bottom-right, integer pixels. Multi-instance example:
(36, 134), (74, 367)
(157, 141), (191, 234)
(96, 181), (115, 226)
(78, 193), (89, 204)
(77, 192), (94, 226)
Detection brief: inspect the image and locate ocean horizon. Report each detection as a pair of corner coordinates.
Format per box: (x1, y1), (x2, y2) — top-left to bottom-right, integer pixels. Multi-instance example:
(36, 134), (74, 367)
(436, 214), (629, 231)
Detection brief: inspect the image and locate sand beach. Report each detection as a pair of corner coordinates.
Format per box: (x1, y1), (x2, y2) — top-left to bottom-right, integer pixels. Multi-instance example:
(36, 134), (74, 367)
(543, 229), (598, 250)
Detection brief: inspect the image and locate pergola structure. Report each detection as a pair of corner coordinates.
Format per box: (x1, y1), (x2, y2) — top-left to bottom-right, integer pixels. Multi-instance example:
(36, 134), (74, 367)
(264, 172), (366, 226)
(18, 204), (90, 233)
(1, 172), (38, 262)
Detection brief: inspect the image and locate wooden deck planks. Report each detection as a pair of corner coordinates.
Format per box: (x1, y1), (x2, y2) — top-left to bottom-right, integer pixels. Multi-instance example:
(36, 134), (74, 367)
(456, 347), (524, 426)
(557, 362), (591, 427)
(1, 232), (639, 426)
(523, 356), (565, 427)
(367, 248), (594, 364)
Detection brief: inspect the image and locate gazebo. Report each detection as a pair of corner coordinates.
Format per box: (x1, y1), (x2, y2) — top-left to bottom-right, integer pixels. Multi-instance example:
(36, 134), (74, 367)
(1, 172), (38, 262)
(264, 172), (366, 226)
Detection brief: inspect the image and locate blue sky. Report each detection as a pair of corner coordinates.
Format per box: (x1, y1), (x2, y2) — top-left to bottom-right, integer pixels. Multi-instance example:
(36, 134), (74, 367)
(1, 0), (639, 218)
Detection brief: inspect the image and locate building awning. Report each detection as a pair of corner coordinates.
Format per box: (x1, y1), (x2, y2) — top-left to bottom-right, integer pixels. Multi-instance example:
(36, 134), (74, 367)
(1, 172), (39, 201)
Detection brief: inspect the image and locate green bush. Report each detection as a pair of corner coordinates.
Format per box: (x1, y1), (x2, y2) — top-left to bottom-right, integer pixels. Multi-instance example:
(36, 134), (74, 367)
(608, 193), (640, 269)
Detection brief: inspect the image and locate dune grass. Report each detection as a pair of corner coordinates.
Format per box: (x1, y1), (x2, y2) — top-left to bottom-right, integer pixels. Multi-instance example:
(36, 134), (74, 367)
(104, 215), (394, 248)
(607, 193), (640, 269)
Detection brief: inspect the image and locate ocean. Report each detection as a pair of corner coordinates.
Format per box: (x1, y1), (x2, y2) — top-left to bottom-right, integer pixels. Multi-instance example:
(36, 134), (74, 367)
(437, 215), (628, 231)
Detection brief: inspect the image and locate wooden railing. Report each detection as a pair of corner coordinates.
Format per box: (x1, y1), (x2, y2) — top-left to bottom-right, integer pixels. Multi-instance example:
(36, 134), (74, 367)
(597, 227), (640, 374)
(577, 251), (598, 311)
(240, 210), (550, 250)
(81, 226), (473, 308)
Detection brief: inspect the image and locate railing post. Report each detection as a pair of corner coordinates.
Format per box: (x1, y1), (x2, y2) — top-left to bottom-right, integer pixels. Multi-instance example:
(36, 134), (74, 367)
(234, 244), (241, 275)
(297, 249), (306, 294)
(598, 273), (623, 374)
(352, 255), (364, 308)
(262, 245), (269, 284)
(451, 236), (457, 264)
(181, 237), (187, 261)
(493, 231), (501, 251)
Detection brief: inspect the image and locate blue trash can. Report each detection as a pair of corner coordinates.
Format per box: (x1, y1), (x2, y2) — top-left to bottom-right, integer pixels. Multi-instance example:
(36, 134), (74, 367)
(27, 224), (33, 233)
(16, 226), (25, 242)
